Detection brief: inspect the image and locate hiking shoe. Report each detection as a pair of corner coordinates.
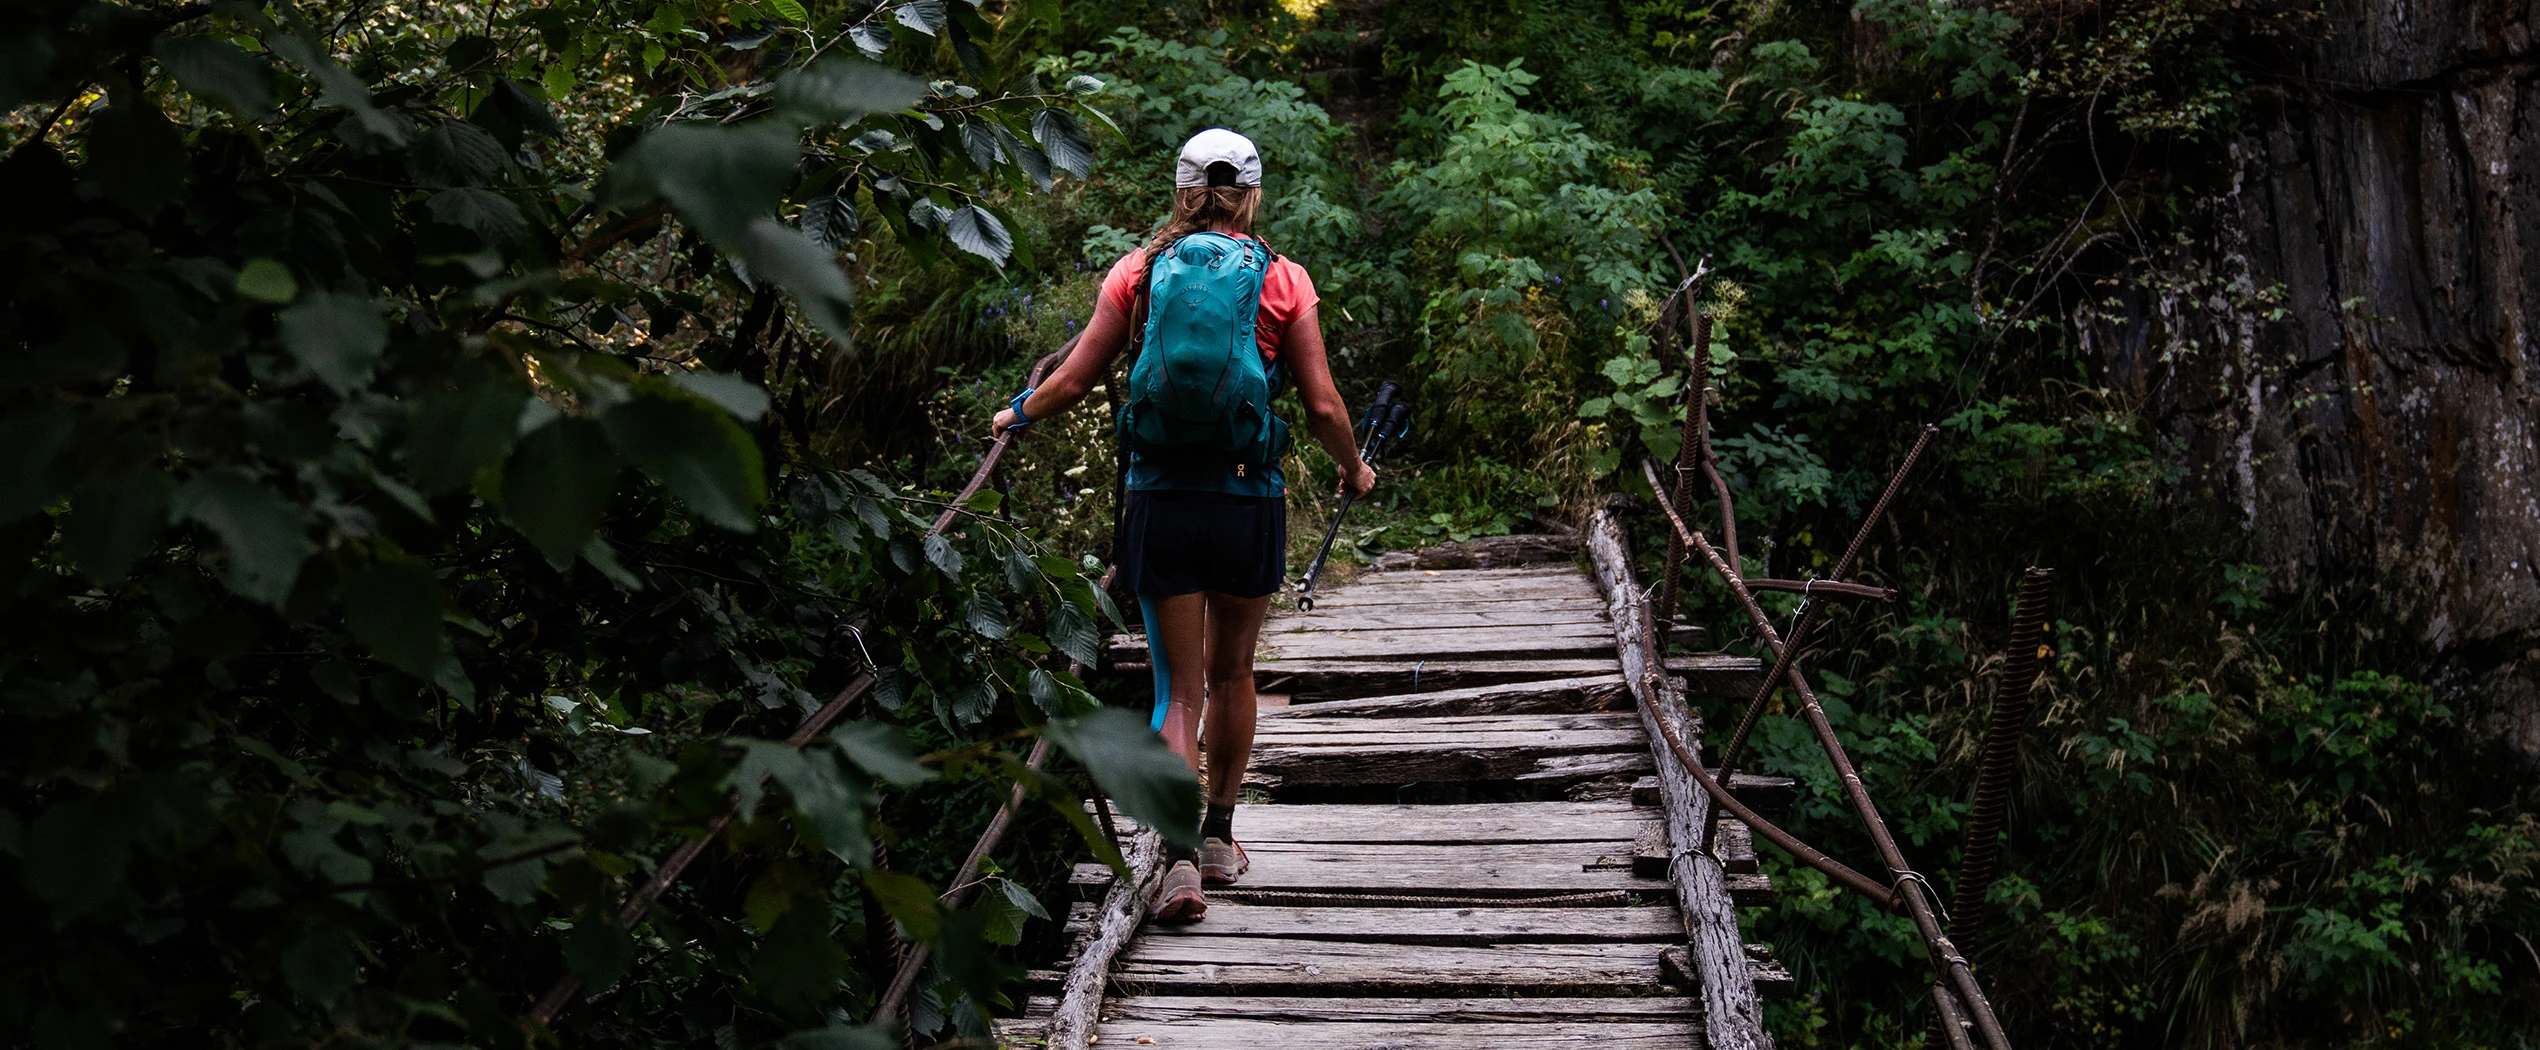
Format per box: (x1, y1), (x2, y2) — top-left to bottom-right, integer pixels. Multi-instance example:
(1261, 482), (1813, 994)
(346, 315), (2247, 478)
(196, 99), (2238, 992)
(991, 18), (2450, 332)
(1147, 860), (1206, 924)
(1199, 837), (1249, 886)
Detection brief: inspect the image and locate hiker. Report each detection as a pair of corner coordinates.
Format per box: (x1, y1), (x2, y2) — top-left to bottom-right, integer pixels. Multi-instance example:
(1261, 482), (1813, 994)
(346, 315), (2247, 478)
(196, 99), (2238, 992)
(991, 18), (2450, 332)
(992, 128), (1378, 923)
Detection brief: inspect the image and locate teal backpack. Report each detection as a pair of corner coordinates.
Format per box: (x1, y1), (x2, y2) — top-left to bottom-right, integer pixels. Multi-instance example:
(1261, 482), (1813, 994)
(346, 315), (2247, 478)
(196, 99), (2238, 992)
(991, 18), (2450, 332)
(1118, 232), (1290, 475)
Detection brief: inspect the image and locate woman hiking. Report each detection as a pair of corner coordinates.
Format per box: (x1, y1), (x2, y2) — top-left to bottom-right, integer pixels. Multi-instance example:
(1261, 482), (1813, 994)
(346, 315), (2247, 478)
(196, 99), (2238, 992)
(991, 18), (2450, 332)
(992, 128), (1377, 923)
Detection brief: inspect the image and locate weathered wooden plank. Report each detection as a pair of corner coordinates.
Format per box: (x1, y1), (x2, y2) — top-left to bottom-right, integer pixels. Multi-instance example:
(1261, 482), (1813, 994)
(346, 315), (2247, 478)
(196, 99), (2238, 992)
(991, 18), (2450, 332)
(1133, 903), (1683, 944)
(1587, 507), (1770, 1050)
(1113, 938), (1673, 997)
(1227, 841), (1670, 896)
(1252, 654), (1753, 700)
(1248, 739), (1648, 788)
(1112, 622), (1617, 663)
(1231, 801), (1656, 845)
(1346, 565), (1593, 584)
(1095, 995), (1699, 1023)
(1255, 711), (1649, 737)
(1088, 1020), (1701, 1049)
(1267, 605), (1612, 631)
(1366, 533), (1579, 571)
(1264, 675), (1633, 718)
(1261, 624), (1620, 661)
(1634, 772), (1797, 816)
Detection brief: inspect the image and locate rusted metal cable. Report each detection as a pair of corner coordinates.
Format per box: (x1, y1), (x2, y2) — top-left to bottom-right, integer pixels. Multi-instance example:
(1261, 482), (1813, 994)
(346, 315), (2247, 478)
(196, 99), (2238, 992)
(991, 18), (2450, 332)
(1640, 456), (2014, 1050)
(528, 341), (1083, 1030)
(1946, 567), (2054, 944)
(1743, 578), (1895, 601)
(1711, 424), (1937, 783)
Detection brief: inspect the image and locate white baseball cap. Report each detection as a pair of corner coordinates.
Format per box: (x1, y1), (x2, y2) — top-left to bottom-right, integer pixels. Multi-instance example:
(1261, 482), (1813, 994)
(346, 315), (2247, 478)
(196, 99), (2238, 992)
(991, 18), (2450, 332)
(1175, 128), (1262, 188)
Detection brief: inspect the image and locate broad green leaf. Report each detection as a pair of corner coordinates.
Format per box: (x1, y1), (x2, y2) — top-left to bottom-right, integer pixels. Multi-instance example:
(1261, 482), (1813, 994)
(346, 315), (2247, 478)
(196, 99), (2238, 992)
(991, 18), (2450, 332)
(943, 204), (1012, 265)
(988, 122), (1050, 189)
(174, 471), (313, 607)
(975, 879), (1033, 945)
(0, 401), (74, 523)
(753, 906), (849, 1013)
(765, 0), (809, 23)
(427, 187), (528, 246)
(64, 466), (172, 583)
(959, 119), (1001, 170)
(922, 532), (962, 578)
(946, 680), (994, 725)
(564, 912), (636, 990)
(829, 722), (934, 787)
(860, 869), (941, 940)
(894, 0), (946, 34)
(1047, 709), (1199, 846)
(277, 291), (388, 392)
(26, 800), (130, 920)
(1003, 549), (1037, 592)
(490, 79), (562, 138)
(281, 926), (358, 1005)
(737, 218), (856, 351)
(799, 195), (858, 249)
(235, 258), (298, 303)
(775, 57), (925, 124)
(84, 96), (186, 214)
(407, 380), (530, 493)
(1047, 601), (1100, 667)
(342, 556), (444, 676)
(481, 853), (549, 903)
(621, 122), (797, 244)
(668, 371), (771, 421)
(600, 386), (765, 532)
(966, 593), (1008, 638)
(408, 120), (508, 187)
(1030, 107), (1092, 179)
(153, 35), (276, 119)
(501, 418), (621, 560)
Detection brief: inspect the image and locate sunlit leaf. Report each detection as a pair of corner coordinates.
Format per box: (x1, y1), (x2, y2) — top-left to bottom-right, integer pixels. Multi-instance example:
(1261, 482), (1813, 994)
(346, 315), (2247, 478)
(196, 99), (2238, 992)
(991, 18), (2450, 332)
(943, 204), (1012, 265)
(893, 0), (946, 35)
(1030, 107), (1092, 179)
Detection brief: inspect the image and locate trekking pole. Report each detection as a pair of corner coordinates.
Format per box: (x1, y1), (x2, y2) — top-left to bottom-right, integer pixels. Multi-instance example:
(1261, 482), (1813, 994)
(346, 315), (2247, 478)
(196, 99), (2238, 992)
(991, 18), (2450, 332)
(1296, 382), (1413, 610)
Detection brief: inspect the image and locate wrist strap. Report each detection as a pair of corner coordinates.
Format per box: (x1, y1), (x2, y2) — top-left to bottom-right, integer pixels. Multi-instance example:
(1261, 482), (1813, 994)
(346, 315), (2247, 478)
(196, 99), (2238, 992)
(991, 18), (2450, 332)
(1008, 387), (1037, 427)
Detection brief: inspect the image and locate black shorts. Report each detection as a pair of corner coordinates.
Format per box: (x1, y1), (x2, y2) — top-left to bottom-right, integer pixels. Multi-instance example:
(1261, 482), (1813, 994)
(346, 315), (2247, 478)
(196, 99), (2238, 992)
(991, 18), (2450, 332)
(1114, 490), (1287, 598)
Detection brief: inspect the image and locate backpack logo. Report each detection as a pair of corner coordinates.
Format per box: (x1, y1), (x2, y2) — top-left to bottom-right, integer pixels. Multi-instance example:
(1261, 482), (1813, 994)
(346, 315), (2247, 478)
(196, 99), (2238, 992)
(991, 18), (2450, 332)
(1118, 232), (1291, 470)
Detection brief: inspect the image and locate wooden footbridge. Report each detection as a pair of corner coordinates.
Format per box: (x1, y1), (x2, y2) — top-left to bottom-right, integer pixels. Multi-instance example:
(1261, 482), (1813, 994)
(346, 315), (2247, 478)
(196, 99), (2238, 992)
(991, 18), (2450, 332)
(1003, 524), (1800, 1049)
(979, 283), (2036, 1049)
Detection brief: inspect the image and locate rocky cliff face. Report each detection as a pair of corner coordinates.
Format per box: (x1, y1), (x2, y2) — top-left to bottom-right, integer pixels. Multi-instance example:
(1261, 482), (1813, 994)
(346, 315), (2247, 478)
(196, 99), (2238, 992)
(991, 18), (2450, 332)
(2080, 0), (2540, 752)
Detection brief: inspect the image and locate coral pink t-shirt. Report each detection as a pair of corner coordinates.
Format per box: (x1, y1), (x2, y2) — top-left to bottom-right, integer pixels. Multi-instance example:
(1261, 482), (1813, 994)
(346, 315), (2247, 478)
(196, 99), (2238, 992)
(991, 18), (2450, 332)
(1098, 237), (1319, 361)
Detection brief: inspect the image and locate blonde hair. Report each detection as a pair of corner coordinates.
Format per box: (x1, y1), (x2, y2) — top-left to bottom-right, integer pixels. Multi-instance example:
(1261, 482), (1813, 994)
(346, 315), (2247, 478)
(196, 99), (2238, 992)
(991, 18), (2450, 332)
(1144, 185), (1261, 253)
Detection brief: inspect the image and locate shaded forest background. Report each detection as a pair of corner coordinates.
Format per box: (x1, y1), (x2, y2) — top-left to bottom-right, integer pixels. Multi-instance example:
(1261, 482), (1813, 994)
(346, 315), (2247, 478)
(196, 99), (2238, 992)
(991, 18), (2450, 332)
(2, 0), (2536, 1048)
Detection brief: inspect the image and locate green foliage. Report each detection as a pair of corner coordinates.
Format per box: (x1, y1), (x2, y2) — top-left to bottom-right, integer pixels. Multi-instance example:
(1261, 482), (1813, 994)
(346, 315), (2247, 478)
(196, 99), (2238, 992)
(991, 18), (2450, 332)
(0, 1), (1183, 1046)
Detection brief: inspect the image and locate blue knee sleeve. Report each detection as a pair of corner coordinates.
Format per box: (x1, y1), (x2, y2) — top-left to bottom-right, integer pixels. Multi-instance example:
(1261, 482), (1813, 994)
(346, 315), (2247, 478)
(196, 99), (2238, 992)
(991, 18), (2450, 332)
(1140, 594), (1171, 732)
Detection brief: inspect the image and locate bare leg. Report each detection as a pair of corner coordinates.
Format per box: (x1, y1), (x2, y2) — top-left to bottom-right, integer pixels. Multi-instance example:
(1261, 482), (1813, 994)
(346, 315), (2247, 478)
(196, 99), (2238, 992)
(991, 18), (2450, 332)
(1201, 591), (1271, 806)
(1149, 592), (1210, 778)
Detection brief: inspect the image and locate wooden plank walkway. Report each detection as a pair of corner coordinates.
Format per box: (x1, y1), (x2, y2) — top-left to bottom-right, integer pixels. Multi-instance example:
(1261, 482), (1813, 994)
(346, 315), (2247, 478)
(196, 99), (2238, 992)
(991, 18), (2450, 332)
(1015, 551), (1789, 1049)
